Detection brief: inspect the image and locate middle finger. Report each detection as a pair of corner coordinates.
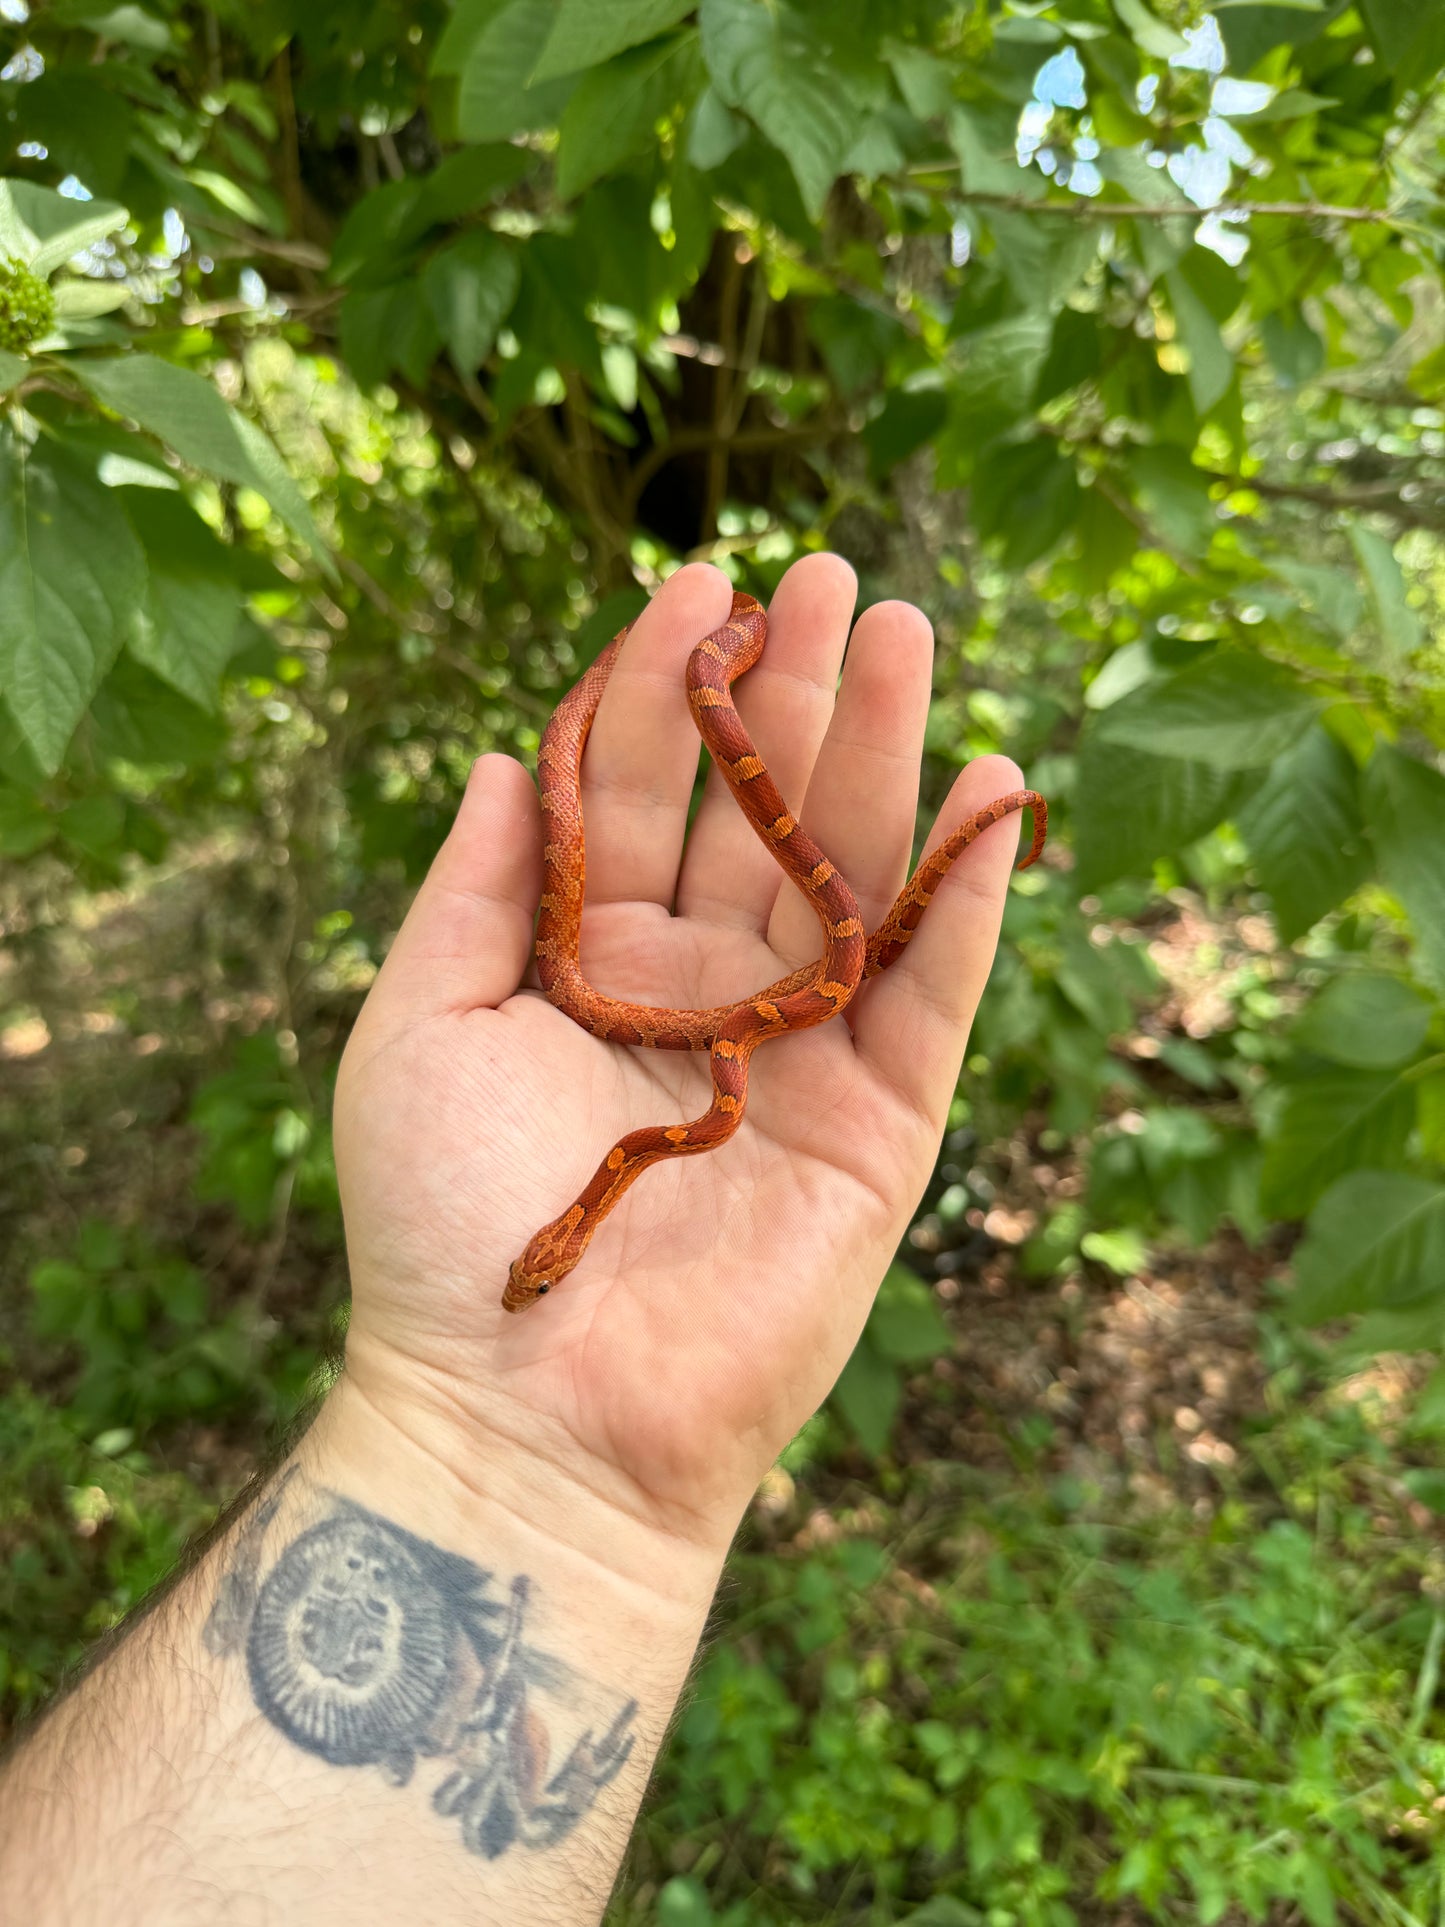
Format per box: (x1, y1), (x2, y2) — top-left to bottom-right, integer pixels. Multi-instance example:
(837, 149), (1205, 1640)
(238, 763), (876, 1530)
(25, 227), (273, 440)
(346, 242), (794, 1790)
(675, 552), (857, 932)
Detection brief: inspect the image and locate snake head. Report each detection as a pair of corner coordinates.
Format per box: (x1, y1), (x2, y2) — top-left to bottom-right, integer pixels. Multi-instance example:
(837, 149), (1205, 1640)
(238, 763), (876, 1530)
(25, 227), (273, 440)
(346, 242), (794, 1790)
(502, 1210), (587, 1313)
(501, 1260), (552, 1314)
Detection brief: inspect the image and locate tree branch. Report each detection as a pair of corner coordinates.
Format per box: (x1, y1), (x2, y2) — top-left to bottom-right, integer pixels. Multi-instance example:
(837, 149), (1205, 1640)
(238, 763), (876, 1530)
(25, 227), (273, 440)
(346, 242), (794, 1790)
(621, 421), (838, 525)
(923, 186), (1404, 224)
(1208, 468), (1445, 531)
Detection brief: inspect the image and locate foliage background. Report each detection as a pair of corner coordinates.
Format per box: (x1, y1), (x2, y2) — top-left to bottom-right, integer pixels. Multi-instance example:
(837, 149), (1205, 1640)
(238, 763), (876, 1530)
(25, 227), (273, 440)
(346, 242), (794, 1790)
(3, 0), (1445, 1918)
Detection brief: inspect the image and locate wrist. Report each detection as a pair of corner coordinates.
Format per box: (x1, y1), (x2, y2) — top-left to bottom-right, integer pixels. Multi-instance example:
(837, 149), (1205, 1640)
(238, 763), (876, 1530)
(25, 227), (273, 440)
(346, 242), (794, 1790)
(319, 1355), (732, 1621)
(0, 1366), (723, 1927)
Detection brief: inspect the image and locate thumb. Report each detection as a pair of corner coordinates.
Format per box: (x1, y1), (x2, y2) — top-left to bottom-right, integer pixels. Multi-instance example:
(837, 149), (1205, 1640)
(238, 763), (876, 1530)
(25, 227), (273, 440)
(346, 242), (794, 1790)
(366, 753), (543, 1026)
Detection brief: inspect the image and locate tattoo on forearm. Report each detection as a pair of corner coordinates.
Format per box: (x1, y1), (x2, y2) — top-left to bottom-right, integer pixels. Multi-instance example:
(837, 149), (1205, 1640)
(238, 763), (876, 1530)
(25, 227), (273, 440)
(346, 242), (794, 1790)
(202, 1474), (638, 1860)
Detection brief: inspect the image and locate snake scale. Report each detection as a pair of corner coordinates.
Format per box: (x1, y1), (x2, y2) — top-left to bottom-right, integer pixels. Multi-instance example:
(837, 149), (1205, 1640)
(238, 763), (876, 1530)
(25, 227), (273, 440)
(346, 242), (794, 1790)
(502, 590), (1046, 1312)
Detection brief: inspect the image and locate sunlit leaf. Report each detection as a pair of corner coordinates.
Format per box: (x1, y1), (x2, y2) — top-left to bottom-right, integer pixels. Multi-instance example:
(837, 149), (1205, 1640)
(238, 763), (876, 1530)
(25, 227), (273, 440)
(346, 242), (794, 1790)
(72, 355), (329, 566)
(1290, 1172), (1445, 1323)
(1290, 973), (1433, 1069)
(120, 488), (243, 709)
(1365, 747), (1445, 990)
(1237, 726), (1369, 940)
(532, 0), (694, 81)
(1261, 1067), (1417, 1219)
(423, 232), (520, 375)
(1093, 650), (1324, 769)
(0, 431), (144, 773)
(556, 32), (701, 200)
(700, 0), (856, 218)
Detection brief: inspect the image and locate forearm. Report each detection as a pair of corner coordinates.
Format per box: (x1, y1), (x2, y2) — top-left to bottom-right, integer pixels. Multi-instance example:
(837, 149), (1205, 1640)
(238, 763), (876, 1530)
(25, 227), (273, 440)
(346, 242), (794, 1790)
(0, 1380), (725, 1927)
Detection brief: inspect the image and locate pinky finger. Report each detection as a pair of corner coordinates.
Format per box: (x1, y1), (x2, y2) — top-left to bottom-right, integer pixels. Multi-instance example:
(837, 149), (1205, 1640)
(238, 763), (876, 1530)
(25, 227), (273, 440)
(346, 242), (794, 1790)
(849, 756), (1033, 1126)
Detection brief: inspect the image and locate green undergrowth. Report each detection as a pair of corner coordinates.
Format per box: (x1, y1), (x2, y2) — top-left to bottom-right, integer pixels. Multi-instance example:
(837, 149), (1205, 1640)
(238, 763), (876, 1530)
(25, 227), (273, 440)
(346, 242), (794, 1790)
(618, 1326), (1445, 1927)
(0, 1377), (218, 1723)
(6, 1254), (1445, 1927)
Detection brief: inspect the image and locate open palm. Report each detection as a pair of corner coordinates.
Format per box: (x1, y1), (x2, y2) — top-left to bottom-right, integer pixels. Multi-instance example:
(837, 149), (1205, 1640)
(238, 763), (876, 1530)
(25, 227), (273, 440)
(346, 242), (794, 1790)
(334, 556), (1026, 1550)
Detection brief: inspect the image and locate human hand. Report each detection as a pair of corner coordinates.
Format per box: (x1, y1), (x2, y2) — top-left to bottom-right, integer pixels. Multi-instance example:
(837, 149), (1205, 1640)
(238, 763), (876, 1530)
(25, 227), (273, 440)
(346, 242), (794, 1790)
(333, 555), (1026, 1576)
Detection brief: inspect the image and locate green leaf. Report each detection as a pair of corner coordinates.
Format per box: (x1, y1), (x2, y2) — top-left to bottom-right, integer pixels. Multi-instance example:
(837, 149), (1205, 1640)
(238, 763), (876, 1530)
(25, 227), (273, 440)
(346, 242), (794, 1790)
(1084, 641), (1157, 711)
(423, 233), (520, 375)
(685, 85), (747, 169)
(71, 355), (329, 566)
(1266, 555), (1363, 639)
(1164, 268), (1234, 413)
(1364, 747), (1445, 990)
(1057, 923), (1134, 1035)
(0, 432), (145, 773)
(510, 235), (608, 383)
(77, 1217), (124, 1272)
(1098, 151), (1193, 280)
(867, 1264), (951, 1366)
(0, 784), (54, 856)
(50, 278), (131, 320)
(886, 43), (954, 120)
(1350, 524), (1422, 658)
(1081, 1226), (1150, 1274)
(0, 179), (127, 276)
(810, 298), (908, 399)
(58, 791), (125, 860)
(700, 0), (856, 218)
(416, 145), (536, 230)
(1290, 1172), (1445, 1323)
(1359, 0), (1428, 65)
(433, 0), (578, 140)
(1070, 485), (1139, 594)
(1403, 1468), (1445, 1514)
(185, 167), (279, 231)
(831, 1337), (902, 1457)
(18, 75), (133, 202)
(950, 105), (1044, 200)
(941, 314), (1052, 460)
(1261, 1067), (1416, 1218)
(1035, 307), (1103, 408)
(58, 3), (171, 50)
(970, 439), (1080, 568)
(0, 350), (27, 395)
(1291, 973), (1433, 1069)
(89, 655), (224, 768)
(862, 389), (947, 476)
(990, 213), (1099, 317)
(1125, 444), (1215, 554)
(120, 489), (242, 709)
(329, 179), (427, 286)
(532, 0), (695, 81)
(556, 32), (701, 200)
(656, 1876), (715, 1927)
(1113, 0), (1191, 58)
(1260, 309), (1323, 386)
(1237, 726), (1369, 941)
(1074, 727), (1259, 887)
(1217, 4), (1336, 73)
(1093, 650), (1324, 769)
(340, 281), (442, 390)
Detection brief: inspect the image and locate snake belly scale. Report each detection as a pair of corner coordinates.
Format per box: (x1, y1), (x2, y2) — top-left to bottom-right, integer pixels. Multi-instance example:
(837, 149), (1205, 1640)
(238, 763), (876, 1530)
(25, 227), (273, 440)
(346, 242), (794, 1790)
(502, 591), (1046, 1312)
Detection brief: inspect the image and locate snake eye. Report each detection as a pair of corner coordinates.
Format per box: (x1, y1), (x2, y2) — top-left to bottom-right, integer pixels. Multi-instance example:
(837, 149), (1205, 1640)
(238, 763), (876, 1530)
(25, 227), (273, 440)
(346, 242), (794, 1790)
(537, 1282), (550, 1295)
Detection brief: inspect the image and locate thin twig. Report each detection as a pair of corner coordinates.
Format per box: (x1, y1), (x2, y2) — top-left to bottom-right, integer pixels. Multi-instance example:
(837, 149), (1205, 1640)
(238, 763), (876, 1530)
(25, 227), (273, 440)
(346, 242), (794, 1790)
(203, 227), (330, 271)
(912, 181), (1405, 224)
(622, 421), (837, 523)
(703, 239), (747, 543)
(337, 554), (433, 631)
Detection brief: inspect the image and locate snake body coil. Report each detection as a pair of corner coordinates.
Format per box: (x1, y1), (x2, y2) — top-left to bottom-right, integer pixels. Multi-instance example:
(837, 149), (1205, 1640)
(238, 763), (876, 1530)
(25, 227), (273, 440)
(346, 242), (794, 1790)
(503, 591), (1045, 1312)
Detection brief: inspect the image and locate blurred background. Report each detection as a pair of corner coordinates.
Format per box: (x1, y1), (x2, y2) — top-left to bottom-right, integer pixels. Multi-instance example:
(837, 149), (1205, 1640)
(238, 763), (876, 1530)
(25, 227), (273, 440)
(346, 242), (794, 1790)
(2, 0), (1445, 1919)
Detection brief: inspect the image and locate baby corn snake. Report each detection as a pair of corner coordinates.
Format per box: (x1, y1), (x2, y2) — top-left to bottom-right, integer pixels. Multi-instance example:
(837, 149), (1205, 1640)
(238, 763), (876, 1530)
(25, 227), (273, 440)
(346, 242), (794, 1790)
(502, 590), (1046, 1312)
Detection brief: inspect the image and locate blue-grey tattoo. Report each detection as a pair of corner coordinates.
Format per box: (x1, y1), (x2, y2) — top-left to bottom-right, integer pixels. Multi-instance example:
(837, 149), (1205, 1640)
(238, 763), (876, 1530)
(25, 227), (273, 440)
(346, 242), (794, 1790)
(203, 1473), (638, 1859)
